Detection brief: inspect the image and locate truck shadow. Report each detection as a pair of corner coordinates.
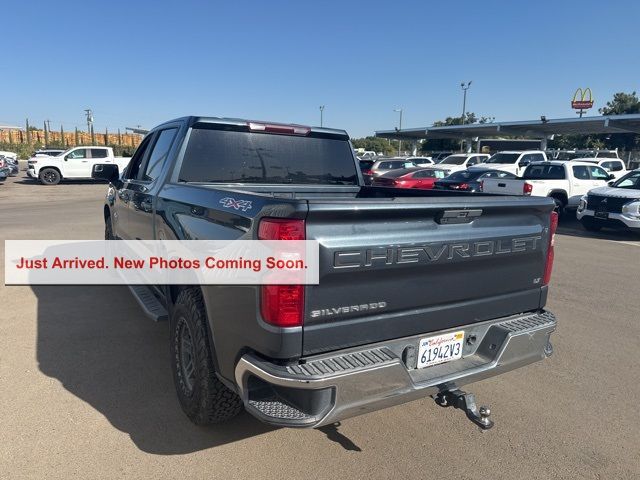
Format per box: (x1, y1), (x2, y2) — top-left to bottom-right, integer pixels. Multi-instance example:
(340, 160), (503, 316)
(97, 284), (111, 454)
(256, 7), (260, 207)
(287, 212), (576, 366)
(33, 284), (276, 455)
(556, 215), (640, 242)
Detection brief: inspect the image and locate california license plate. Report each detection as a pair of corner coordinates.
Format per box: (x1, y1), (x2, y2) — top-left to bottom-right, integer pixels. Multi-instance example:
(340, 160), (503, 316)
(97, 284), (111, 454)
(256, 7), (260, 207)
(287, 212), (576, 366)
(417, 331), (465, 369)
(595, 210), (609, 219)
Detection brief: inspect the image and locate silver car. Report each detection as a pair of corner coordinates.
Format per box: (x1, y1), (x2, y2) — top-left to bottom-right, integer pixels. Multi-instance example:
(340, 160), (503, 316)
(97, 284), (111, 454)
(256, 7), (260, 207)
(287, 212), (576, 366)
(363, 158), (417, 184)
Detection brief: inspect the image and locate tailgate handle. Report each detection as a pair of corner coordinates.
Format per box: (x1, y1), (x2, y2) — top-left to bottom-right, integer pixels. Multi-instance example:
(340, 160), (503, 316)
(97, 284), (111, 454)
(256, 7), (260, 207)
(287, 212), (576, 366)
(436, 209), (483, 224)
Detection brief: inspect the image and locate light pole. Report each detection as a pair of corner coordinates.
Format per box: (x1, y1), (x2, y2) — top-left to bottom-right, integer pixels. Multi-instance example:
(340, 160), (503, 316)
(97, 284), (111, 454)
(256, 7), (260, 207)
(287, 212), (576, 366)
(394, 108), (403, 156)
(319, 105), (325, 127)
(460, 82), (472, 152)
(84, 109), (94, 143)
(460, 81), (472, 124)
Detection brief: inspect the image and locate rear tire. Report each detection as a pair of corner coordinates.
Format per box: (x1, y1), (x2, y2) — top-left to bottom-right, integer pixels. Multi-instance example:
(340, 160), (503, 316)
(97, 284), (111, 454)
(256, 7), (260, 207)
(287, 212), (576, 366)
(39, 168), (61, 185)
(170, 288), (243, 425)
(550, 195), (566, 216)
(105, 216), (115, 240)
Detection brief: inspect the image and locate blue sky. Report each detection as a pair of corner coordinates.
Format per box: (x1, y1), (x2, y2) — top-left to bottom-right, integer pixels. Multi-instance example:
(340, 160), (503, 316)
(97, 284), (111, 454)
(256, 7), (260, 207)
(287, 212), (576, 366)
(2, 0), (639, 138)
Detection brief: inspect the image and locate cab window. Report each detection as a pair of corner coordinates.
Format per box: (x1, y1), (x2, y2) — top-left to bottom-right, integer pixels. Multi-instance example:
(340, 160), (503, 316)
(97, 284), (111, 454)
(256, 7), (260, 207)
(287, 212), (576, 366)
(603, 161), (624, 172)
(140, 128), (178, 181)
(124, 136), (153, 180)
(588, 165), (609, 180)
(89, 148), (108, 159)
(572, 166), (590, 180)
(66, 149), (87, 159)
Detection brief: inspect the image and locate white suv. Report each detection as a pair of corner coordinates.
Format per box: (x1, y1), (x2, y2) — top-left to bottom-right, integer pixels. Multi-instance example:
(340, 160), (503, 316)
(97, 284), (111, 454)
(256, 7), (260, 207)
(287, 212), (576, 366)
(431, 153), (489, 173)
(577, 170), (640, 233)
(474, 150), (547, 176)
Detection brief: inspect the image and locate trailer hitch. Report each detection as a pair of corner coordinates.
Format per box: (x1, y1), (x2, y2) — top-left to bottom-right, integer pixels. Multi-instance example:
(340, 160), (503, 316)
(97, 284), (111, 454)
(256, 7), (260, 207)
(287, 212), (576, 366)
(434, 389), (494, 430)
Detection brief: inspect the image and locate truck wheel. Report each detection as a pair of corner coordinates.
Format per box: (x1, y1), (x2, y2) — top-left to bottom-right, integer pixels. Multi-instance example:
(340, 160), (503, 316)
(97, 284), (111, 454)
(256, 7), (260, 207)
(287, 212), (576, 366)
(105, 216), (115, 240)
(39, 168), (61, 185)
(550, 196), (566, 216)
(170, 288), (243, 424)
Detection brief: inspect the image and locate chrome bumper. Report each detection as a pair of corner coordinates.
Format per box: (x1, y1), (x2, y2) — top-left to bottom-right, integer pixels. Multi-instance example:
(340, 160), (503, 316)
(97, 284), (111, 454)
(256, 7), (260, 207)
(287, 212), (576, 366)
(235, 310), (557, 428)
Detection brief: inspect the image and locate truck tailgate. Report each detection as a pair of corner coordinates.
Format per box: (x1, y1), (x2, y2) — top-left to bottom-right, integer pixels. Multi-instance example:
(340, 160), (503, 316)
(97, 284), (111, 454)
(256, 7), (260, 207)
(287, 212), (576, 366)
(302, 194), (554, 355)
(481, 178), (525, 195)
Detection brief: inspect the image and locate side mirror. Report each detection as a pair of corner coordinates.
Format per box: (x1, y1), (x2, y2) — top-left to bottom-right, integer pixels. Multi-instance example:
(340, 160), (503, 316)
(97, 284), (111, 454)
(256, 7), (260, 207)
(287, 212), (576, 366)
(607, 180), (615, 186)
(92, 164), (120, 183)
(608, 173), (615, 180)
(518, 160), (531, 167)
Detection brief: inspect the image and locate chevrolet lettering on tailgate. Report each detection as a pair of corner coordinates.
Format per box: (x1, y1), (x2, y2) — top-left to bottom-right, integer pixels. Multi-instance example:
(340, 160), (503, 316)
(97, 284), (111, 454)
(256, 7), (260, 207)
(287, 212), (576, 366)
(333, 236), (542, 269)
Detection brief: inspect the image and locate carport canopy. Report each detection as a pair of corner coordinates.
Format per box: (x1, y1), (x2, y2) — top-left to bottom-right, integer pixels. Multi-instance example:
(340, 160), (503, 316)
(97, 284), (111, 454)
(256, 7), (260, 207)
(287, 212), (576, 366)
(375, 113), (640, 141)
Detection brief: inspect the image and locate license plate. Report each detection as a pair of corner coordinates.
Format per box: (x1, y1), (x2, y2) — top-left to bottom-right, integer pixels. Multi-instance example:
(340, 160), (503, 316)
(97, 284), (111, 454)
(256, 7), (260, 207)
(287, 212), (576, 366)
(417, 331), (464, 369)
(595, 210), (609, 219)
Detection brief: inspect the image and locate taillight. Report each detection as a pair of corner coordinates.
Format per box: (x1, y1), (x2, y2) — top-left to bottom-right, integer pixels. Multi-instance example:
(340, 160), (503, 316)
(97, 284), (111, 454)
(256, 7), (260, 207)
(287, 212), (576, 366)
(523, 182), (533, 195)
(458, 183), (470, 190)
(258, 218), (305, 240)
(543, 211), (558, 286)
(479, 180), (484, 191)
(248, 122), (310, 136)
(258, 218), (305, 327)
(261, 285), (304, 327)
(362, 169), (372, 176)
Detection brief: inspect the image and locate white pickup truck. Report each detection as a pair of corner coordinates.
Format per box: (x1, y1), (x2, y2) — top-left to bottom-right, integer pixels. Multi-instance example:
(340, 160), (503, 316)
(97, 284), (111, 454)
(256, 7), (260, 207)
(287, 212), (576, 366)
(481, 160), (613, 212)
(27, 146), (131, 185)
(472, 150), (547, 176)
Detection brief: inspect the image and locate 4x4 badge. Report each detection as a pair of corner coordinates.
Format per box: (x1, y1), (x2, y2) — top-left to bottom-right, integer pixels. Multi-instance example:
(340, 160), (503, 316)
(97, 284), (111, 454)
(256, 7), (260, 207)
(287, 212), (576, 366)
(219, 197), (253, 211)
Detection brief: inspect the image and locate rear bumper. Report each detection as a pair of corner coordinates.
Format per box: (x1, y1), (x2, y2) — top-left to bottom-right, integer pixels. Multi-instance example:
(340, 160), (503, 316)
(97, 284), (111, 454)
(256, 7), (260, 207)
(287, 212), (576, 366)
(235, 310), (556, 428)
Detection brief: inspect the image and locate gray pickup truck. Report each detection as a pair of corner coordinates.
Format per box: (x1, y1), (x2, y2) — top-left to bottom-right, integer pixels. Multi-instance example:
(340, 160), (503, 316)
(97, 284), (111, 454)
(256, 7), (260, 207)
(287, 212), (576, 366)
(92, 116), (558, 430)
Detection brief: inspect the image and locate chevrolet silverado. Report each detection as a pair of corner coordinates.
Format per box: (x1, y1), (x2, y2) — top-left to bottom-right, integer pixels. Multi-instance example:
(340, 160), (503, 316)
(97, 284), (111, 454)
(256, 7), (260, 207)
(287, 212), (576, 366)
(92, 116), (558, 430)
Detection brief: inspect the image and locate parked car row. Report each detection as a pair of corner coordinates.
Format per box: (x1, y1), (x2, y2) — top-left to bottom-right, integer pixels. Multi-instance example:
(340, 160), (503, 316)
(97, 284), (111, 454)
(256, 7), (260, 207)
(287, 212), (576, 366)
(360, 150), (638, 235)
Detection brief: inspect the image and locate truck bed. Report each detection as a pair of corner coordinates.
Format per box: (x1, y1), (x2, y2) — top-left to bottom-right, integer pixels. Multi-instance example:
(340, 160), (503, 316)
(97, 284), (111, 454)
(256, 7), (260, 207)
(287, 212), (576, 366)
(157, 181), (555, 370)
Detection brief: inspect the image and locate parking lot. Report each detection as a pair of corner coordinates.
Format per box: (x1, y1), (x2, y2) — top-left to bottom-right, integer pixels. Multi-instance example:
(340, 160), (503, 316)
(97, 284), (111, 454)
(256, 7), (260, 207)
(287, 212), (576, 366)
(1, 174), (639, 480)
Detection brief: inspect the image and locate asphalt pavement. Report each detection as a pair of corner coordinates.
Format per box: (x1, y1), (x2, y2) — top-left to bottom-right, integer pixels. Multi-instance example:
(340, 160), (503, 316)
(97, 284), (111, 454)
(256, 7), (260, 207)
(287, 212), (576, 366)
(1, 174), (639, 479)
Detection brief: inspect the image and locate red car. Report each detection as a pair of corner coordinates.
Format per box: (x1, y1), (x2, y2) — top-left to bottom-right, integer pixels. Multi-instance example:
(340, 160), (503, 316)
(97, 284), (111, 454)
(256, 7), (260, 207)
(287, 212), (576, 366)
(372, 167), (450, 189)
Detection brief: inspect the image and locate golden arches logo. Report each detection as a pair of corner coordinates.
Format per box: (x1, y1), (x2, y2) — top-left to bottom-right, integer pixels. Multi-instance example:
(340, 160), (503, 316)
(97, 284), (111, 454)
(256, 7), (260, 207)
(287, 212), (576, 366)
(572, 88), (594, 109)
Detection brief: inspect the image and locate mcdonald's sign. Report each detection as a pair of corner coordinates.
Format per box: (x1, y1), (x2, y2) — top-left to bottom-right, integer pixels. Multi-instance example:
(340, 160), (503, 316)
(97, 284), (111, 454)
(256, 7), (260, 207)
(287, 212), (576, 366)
(571, 88), (594, 110)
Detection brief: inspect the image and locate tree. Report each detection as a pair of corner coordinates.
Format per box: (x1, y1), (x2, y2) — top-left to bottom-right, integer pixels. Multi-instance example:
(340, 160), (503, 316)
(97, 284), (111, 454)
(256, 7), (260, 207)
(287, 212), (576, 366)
(351, 136), (396, 156)
(598, 91), (640, 152)
(599, 92), (640, 115)
(421, 112), (490, 152)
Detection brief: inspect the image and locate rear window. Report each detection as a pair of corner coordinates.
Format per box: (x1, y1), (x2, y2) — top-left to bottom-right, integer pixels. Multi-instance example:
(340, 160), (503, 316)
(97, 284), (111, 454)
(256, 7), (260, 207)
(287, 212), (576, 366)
(413, 169), (447, 178)
(524, 165), (565, 179)
(179, 127), (357, 185)
(359, 160), (374, 169)
(486, 153), (520, 164)
(448, 170), (475, 181)
(378, 161), (414, 169)
(440, 155), (467, 165)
